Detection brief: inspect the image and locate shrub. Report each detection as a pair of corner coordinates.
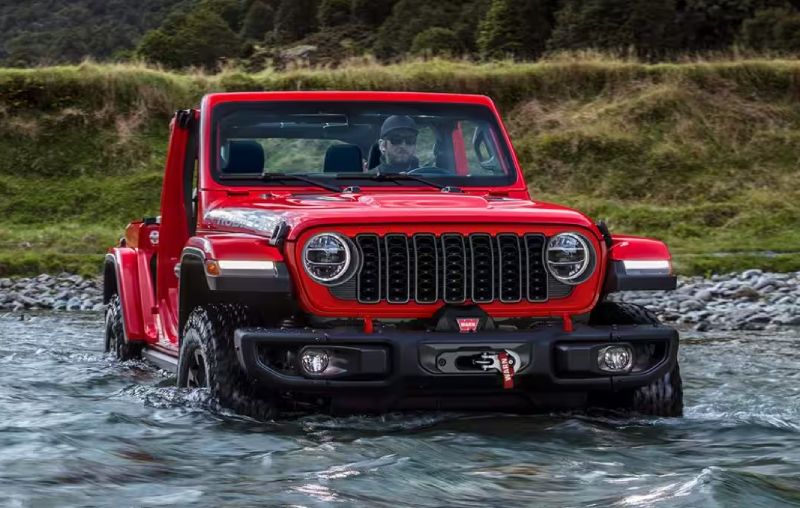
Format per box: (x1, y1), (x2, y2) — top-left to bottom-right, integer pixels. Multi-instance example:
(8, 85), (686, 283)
(318, 0), (352, 27)
(478, 0), (551, 59)
(740, 8), (800, 52)
(411, 28), (463, 56)
(241, 1), (275, 41)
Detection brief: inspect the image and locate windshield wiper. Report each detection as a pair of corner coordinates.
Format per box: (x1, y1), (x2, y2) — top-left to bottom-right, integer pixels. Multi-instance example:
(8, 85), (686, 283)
(333, 173), (450, 190)
(259, 173), (342, 193)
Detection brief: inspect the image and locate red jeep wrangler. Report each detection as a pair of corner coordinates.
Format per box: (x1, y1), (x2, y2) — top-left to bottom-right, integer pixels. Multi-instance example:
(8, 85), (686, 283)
(104, 92), (682, 418)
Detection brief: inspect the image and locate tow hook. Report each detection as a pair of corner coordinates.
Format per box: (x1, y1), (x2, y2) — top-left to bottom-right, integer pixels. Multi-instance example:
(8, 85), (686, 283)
(474, 350), (520, 389)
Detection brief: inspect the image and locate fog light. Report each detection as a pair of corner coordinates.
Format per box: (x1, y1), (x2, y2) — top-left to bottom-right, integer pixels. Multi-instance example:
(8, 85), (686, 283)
(597, 345), (633, 372)
(300, 349), (329, 375)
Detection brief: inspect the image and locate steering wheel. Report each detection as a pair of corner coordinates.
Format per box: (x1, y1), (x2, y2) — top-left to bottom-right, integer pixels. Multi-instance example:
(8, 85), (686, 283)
(404, 166), (451, 175)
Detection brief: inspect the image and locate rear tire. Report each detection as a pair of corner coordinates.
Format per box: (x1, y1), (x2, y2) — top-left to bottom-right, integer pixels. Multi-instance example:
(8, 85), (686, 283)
(589, 301), (683, 417)
(105, 294), (141, 361)
(177, 304), (276, 420)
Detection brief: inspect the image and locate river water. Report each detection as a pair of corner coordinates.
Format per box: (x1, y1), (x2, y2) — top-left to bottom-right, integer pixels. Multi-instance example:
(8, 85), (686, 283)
(0, 312), (798, 507)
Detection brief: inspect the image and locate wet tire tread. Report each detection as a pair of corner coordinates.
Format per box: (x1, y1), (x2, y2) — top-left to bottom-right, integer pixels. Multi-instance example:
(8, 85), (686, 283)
(179, 303), (276, 420)
(105, 294), (141, 360)
(590, 301), (683, 417)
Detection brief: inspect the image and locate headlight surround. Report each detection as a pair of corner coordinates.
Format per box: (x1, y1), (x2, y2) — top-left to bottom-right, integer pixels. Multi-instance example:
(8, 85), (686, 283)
(546, 232), (594, 284)
(302, 232), (358, 286)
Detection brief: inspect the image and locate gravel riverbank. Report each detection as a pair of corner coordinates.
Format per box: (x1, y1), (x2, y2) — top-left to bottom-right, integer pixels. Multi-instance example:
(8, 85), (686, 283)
(0, 270), (797, 331)
(611, 269), (799, 331)
(0, 273), (103, 312)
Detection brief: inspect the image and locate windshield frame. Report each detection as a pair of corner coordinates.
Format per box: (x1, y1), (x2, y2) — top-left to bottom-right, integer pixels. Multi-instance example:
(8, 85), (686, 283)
(206, 99), (520, 189)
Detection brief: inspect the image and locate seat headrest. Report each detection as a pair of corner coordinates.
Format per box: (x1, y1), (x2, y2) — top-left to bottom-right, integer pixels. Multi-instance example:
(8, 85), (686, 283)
(324, 144), (363, 173)
(224, 140), (264, 174)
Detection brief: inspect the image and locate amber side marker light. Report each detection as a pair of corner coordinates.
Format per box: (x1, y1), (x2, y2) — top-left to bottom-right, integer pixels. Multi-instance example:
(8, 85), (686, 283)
(205, 260), (221, 276)
(204, 260), (277, 277)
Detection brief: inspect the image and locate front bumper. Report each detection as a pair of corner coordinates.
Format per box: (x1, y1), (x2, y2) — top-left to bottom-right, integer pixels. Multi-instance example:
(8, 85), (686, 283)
(233, 323), (678, 412)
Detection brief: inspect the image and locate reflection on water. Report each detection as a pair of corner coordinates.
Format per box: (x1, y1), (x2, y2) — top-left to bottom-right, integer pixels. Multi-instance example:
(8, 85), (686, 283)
(0, 312), (798, 507)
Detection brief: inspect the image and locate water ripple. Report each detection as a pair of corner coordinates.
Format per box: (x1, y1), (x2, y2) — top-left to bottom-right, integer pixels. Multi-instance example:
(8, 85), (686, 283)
(0, 313), (797, 506)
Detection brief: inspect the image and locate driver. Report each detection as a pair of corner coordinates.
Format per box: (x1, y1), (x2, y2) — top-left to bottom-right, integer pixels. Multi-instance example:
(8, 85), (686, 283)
(373, 115), (420, 174)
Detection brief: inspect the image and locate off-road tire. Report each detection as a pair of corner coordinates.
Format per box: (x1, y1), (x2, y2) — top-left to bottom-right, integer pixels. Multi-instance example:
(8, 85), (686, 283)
(105, 294), (142, 360)
(178, 304), (276, 420)
(589, 301), (683, 417)
(589, 301), (660, 326)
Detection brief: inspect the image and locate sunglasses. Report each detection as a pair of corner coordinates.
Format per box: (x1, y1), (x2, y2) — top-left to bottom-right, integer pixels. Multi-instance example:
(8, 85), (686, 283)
(385, 133), (417, 145)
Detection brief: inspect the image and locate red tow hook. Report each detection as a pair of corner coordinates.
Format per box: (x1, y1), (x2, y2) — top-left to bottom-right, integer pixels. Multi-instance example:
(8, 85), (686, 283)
(497, 351), (515, 389)
(363, 317), (374, 334)
(562, 313), (574, 333)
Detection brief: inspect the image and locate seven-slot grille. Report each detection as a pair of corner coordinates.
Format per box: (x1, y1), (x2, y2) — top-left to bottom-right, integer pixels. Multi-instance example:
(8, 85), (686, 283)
(354, 233), (548, 304)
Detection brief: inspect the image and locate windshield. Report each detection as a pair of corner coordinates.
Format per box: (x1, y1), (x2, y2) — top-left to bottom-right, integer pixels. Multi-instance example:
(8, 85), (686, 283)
(211, 101), (517, 187)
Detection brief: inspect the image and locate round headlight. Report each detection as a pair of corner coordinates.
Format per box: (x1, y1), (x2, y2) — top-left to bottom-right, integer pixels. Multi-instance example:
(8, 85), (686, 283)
(546, 233), (593, 284)
(302, 232), (356, 285)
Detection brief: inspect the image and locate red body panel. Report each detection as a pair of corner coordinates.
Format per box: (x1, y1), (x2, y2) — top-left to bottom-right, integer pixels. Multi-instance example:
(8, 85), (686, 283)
(107, 247), (148, 340)
(201, 193), (600, 237)
(609, 234), (673, 263)
(185, 233), (285, 262)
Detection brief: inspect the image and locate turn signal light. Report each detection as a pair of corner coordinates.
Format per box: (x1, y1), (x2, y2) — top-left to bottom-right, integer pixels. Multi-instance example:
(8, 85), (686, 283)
(205, 260), (221, 276)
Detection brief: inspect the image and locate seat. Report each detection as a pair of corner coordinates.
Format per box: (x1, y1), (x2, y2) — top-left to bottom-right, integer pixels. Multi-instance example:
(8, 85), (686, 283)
(367, 142), (381, 170)
(223, 140), (264, 174)
(433, 140), (454, 170)
(324, 144), (363, 173)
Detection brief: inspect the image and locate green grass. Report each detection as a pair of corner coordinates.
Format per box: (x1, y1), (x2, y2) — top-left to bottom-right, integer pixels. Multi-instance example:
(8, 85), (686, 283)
(0, 58), (798, 276)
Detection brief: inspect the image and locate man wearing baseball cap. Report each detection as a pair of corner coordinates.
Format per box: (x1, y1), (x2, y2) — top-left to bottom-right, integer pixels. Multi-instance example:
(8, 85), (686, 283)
(373, 115), (420, 174)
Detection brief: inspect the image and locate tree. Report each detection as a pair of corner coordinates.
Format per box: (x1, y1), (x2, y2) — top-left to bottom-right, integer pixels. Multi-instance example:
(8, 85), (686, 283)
(546, 0), (677, 58)
(199, 0), (245, 31)
(0, 0), (196, 67)
(274, 0), (319, 41)
(137, 9), (242, 69)
(411, 27), (463, 56)
(241, 0), (275, 40)
(318, 0), (351, 27)
(137, 29), (181, 68)
(351, 0), (396, 25)
(452, 0), (493, 54)
(740, 7), (800, 51)
(372, 0), (463, 58)
(478, 0), (552, 59)
(678, 0), (756, 51)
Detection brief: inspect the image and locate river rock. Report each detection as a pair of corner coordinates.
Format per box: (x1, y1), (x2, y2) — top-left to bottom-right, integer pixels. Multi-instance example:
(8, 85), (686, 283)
(679, 299), (705, 311)
(696, 289), (713, 301)
(773, 314), (800, 326)
(733, 286), (761, 300)
(66, 297), (82, 311)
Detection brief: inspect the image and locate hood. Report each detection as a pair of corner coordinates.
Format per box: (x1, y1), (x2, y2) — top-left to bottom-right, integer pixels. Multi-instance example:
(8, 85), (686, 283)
(202, 191), (597, 241)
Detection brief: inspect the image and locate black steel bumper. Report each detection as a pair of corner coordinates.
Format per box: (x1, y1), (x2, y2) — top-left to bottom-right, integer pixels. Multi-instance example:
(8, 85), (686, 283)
(233, 323), (679, 411)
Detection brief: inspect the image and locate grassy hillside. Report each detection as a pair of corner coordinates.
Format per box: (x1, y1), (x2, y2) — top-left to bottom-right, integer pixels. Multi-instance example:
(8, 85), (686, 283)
(0, 58), (798, 276)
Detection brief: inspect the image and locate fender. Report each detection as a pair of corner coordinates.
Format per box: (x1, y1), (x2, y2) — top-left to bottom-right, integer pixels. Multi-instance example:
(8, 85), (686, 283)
(604, 235), (677, 292)
(176, 233), (293, 337)
(181, 233), (291, 292)
(105, 248), (150, 341)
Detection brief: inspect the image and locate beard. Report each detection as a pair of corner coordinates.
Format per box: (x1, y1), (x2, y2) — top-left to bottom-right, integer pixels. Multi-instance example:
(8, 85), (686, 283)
(388, 149), (413, 165)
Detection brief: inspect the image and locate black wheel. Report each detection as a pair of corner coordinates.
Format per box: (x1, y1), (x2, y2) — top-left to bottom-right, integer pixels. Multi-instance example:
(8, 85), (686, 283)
(589, 301), (683, 417)
(105, 294), (141, 360)
(177, 304), (276, 420)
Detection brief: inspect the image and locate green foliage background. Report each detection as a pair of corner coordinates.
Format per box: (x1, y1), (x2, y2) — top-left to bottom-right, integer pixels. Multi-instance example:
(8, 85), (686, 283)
(8, 0), (800, 69)
(0, 59), (798, 276)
